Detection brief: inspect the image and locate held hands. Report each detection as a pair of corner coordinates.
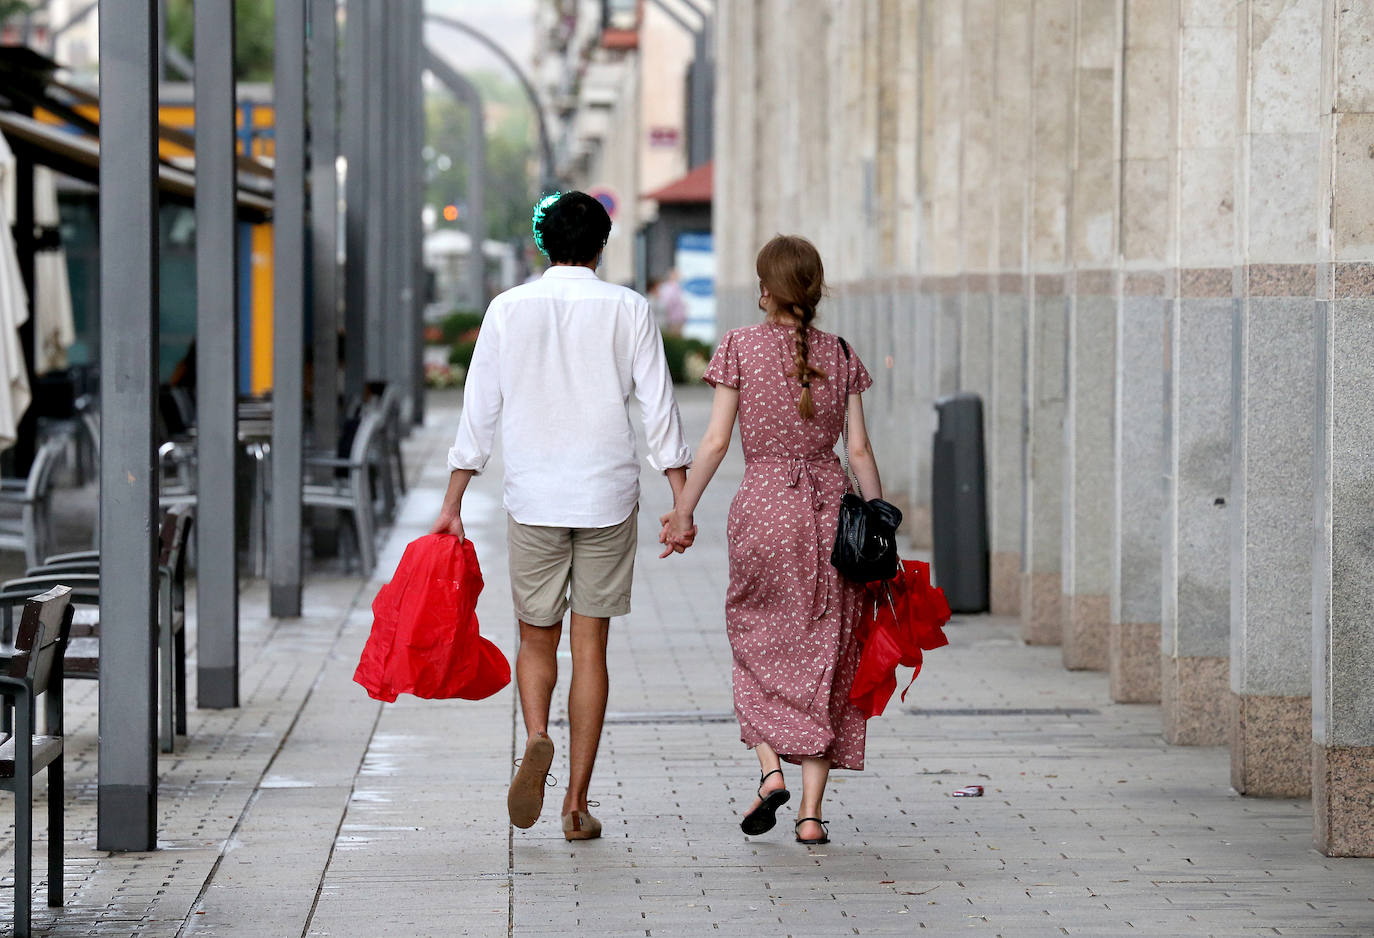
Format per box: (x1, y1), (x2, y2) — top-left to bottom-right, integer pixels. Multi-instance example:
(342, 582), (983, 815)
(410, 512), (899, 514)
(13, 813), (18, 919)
(658, 508), (697, 558)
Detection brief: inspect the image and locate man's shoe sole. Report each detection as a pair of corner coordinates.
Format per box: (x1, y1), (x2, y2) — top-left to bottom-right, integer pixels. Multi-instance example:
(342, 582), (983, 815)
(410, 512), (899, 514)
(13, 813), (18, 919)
(508, 734), (554, 829)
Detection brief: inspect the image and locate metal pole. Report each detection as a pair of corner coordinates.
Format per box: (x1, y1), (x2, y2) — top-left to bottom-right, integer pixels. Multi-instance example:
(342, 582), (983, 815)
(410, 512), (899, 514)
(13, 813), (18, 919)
(97, 0), (160, 852)
(410, 0), (426, 424)
(424, 51), (486, 311)
(269, 0), (307, 617)
(309, 0), (341, 551)
(396, 0), (419, 424)
(384, 5), (402, 392)
(341, 0), (367, 409)
(363, 1), (386, 383)
(194, 0), (240, 708)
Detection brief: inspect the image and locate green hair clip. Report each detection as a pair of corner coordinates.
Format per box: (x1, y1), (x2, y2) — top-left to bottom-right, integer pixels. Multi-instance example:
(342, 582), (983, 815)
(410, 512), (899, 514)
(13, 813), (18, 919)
(531, 191), (563, 257)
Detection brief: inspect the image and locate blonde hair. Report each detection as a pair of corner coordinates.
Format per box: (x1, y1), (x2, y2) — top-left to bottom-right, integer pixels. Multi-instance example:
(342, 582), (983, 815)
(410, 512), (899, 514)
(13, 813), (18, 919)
(757, 235), (828, 418)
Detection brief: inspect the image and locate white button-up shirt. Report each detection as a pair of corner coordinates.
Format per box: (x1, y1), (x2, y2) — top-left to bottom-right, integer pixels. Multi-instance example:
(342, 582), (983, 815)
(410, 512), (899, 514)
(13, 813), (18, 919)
(447, 265), (693, 528)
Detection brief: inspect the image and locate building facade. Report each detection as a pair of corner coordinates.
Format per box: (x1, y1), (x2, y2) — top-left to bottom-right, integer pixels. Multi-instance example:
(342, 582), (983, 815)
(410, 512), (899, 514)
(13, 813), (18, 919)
(714, 0), (1374, 857)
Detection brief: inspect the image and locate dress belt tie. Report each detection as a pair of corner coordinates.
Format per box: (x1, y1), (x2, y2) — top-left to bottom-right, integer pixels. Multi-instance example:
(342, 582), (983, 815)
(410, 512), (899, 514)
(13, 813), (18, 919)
(746, 454), (838, 621)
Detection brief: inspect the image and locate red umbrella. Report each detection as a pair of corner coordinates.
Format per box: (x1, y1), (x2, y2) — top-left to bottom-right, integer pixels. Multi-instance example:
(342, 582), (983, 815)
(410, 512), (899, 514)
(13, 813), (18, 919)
(851, 559), (951, 718)
(355, 535), (511, 702)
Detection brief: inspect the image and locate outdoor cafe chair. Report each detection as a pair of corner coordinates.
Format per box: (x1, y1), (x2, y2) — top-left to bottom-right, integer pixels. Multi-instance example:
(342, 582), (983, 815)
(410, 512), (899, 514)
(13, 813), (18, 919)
(1, 506), (193, 752)
(0, 435), (66, 568)
(376, 382), (407, 518)
(304, 402), (384, 574)
(0, 585), (73, 938)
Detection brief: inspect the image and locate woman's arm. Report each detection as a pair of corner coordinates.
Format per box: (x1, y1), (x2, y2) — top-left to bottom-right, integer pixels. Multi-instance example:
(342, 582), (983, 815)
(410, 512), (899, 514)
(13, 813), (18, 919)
(845, 392), (883, 500)
(660, 384), (740, 554)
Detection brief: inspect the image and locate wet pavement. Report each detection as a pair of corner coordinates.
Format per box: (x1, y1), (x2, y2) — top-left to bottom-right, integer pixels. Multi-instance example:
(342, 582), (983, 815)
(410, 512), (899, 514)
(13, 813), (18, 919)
(0, 387), (1371, 937)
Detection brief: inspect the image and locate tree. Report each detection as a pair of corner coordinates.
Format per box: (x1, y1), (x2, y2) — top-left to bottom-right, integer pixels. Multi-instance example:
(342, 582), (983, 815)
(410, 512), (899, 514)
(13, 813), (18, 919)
(164, 0), (276, 83)
(424, 70), (536, 244)
(0, 1), (31, 21)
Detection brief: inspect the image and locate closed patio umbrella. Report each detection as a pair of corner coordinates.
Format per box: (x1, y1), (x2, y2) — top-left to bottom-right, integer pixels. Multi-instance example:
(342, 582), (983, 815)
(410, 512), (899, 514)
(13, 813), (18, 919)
(33, 167), (74, 374)
(0, 133), (33, 451)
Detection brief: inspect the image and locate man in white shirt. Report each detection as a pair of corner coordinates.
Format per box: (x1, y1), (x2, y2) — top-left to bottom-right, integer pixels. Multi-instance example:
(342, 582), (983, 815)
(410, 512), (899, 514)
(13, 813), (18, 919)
(432, 192), (693, 841)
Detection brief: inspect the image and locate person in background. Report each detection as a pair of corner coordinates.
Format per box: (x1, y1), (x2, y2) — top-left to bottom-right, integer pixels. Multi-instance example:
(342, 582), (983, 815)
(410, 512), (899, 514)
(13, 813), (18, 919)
(656, 268), (688, 337)
(432, 191), (694, 841)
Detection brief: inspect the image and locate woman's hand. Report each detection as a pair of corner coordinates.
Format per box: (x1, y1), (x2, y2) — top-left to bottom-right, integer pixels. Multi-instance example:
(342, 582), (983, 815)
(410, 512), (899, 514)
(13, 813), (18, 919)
(658, 509), (698, 558)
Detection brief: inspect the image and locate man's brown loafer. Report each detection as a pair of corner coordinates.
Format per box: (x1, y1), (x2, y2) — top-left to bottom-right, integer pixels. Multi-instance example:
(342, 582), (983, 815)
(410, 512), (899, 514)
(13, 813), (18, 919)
(508, 732), (554, 829)
(562, 809), (602, 841)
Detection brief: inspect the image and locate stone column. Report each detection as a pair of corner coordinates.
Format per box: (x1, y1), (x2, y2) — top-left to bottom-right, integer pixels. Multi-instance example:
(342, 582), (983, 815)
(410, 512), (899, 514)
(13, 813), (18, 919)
(929, 0), (963, 399)
(989, 0), (1031, 616)
(1228, 0), (1319, 793)
(959, 0), (996, 415)
(1020, 0), (1074, 645)
(1109, 0), (1173, 703)
(1159, 0), (1235, 747)
(1060, 0), (1118, 670)
(1311, 0), (1374, 855)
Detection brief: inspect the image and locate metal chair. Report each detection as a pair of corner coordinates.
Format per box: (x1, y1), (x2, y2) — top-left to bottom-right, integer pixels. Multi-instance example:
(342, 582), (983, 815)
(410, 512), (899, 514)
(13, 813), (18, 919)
(0, 436), (66, 568)
(304, 403), (384, 573)
(376, 383), (407, 516)
(0, 585), (72, 938)
(3, 506), (194, 752)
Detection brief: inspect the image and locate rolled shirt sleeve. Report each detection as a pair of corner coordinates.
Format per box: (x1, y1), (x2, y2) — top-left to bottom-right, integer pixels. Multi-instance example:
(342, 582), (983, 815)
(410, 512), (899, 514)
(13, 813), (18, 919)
(630, 300), (693, 471)
(446, 308), (502, 474)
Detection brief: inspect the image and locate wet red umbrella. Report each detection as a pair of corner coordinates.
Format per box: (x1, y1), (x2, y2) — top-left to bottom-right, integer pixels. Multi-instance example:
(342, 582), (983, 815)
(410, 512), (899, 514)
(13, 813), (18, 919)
(354, 534), (511, 702)
(851, 559), (951, 718)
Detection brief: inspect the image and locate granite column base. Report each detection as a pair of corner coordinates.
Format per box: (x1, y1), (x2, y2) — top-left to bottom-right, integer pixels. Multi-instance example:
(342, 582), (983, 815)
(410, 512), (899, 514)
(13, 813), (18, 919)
(1161, 654), (1228, 746)
(991, 551), (1021, 616)
(1062, 593), (1109, 670)
(1021, 572), (1061, 645)
(1109, 620), (1160, 703)
(1230, 692), (1312, 797)
(1313, 744), (1374, 856)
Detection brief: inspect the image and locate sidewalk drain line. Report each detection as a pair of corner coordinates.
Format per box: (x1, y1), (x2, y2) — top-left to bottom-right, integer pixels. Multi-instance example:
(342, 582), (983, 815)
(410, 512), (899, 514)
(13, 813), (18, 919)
(904, 707), (1100, 717)
(550, 710), (737, 727)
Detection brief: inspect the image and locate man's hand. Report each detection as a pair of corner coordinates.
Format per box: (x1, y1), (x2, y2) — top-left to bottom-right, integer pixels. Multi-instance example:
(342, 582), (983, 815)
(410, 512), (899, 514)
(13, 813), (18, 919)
(430, 509), (465, 541)
(657, 509), (697, 558)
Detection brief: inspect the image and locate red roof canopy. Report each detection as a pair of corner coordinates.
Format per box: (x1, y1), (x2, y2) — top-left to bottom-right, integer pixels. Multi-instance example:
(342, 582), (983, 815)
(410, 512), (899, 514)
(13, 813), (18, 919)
(644, 161), (712, 204)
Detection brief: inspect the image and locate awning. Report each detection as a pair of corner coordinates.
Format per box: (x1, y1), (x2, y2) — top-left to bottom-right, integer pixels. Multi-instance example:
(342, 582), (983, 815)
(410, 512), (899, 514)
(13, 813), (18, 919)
(644, 161), (712, 205)
(0, 111), (274, 221)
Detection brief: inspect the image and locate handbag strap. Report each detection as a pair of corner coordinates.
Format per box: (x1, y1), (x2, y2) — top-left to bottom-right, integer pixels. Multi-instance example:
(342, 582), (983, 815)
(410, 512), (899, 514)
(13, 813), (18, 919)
(837, 337), (863, 500)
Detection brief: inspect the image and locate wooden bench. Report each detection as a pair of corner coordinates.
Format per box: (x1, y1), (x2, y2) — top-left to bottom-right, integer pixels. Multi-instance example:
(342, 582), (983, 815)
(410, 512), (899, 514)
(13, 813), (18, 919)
(0, 586), (73, 938)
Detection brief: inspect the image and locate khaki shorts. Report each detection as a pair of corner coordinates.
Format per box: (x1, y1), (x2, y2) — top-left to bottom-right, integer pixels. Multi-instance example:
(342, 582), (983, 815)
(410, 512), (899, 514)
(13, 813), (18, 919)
(507, 506), (638, 627)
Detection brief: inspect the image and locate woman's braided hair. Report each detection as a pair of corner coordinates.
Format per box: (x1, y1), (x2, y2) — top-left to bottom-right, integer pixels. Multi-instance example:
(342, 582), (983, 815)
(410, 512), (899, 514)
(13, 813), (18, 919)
(756, 235), (828, 418)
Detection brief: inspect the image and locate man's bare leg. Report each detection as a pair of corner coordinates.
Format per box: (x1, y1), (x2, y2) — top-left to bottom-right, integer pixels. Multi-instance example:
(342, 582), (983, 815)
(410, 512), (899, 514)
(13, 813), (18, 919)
(516, 620), (562, 736)
(563, 612), (610, 815)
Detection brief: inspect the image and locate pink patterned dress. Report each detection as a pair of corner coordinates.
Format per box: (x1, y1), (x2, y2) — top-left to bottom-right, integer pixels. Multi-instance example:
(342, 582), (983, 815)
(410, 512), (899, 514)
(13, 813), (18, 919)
(702, 322), (874, 770)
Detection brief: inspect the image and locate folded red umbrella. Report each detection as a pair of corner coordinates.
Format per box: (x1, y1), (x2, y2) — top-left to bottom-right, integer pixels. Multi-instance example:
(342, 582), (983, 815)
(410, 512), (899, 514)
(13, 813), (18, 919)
(354, 534), (511, 702)
(850, 559), (951, 718)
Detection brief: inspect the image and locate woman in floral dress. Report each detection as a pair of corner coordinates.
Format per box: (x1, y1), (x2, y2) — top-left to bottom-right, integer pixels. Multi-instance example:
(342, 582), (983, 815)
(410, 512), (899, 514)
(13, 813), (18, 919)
(660, 235), (884, 846)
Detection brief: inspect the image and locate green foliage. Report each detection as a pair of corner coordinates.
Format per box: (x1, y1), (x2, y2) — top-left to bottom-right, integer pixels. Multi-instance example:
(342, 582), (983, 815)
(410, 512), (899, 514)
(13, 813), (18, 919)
(425, 71), (536, 243)
(0, 1), (32, 21)
(439, 310), (484, 344)
(449, 339), (479, 371)
(660, 333), (714, 385)
(165, 0), (276, 82)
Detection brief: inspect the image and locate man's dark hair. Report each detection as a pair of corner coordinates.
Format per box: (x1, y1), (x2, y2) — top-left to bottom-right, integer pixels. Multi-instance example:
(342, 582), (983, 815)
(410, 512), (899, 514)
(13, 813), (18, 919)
(536, 191), (612, 265)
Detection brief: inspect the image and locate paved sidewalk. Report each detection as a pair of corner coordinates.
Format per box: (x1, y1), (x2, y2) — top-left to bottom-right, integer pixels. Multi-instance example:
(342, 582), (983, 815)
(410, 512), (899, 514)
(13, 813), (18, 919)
(0, 386), (1371, 937)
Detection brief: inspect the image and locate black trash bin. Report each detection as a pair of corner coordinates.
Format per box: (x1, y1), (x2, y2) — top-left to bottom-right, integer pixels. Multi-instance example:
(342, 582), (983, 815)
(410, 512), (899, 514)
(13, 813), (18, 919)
(932, 392), (989, 613)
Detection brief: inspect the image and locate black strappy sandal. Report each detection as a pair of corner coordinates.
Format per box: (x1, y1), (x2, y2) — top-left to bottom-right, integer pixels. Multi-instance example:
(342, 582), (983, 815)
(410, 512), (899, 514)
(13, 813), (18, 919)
(794, 817), (830, 845)
(739, 768), (791, 835)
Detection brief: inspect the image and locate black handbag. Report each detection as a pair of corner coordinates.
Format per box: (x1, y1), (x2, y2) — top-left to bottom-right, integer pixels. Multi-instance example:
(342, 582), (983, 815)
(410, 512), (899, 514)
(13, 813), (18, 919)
(829, 338), (902, 583)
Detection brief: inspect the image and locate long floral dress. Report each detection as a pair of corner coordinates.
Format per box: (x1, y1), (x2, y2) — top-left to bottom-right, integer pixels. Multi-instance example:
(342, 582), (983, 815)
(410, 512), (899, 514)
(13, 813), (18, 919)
(702, 322), (874, 770)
